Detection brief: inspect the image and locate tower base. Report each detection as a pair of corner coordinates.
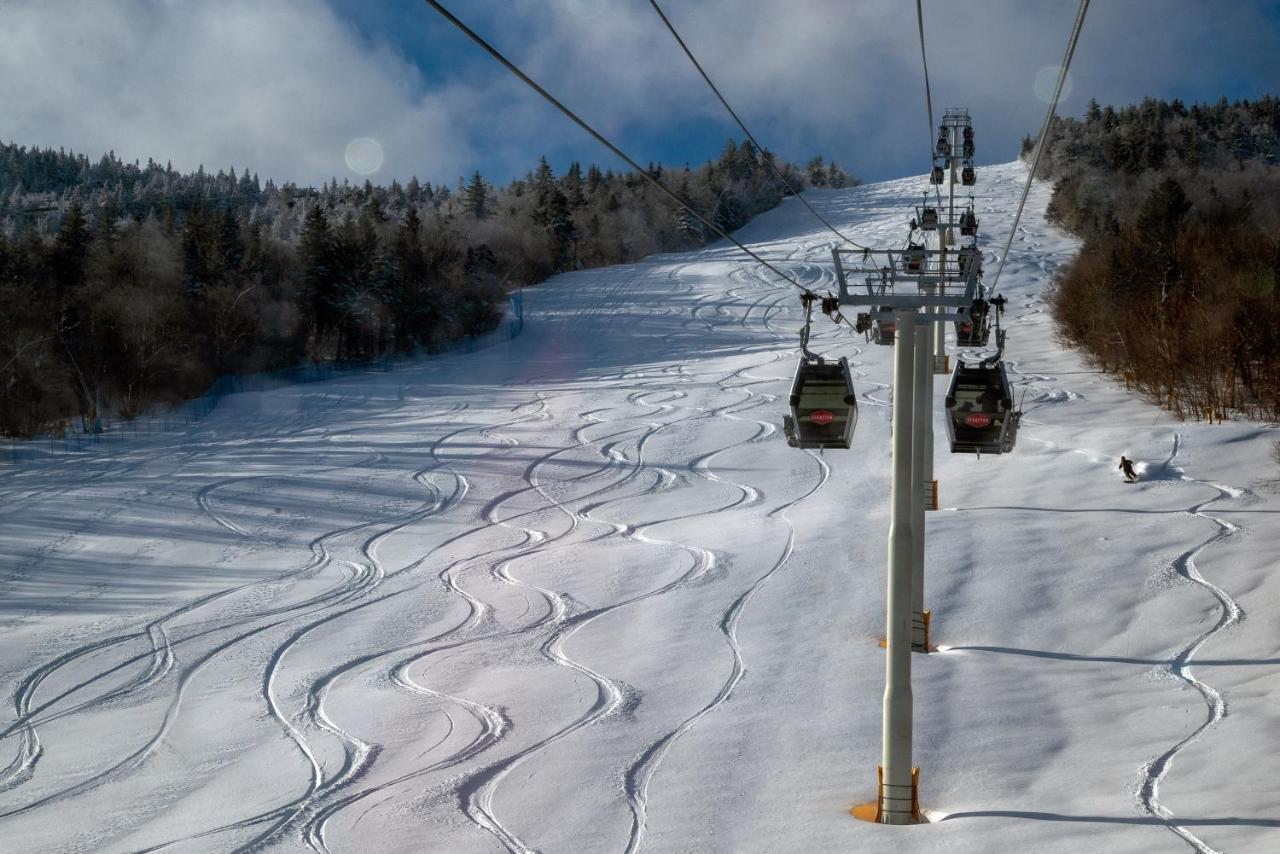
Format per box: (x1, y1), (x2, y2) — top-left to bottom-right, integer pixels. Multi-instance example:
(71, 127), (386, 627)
(851, 765), (923, 824)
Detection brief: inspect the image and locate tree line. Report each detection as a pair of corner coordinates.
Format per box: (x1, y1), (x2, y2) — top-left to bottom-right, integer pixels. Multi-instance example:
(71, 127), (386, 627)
(1032, 95), (1280, 421)
(0, 139), (858, 437)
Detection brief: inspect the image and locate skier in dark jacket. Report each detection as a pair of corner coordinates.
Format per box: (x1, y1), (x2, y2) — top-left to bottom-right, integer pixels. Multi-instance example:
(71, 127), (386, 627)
(1119, 455), (1138, 482)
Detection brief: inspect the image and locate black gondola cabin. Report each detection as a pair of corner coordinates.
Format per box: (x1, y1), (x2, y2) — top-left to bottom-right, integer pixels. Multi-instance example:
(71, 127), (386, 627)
(784, 356), (857, 449)
(903, 244), (926, 273)
(961, 167), (975, 186)
(944, 360), (1018, 455)
(954, 299), (991, 347)
(873, 309), (896, 345)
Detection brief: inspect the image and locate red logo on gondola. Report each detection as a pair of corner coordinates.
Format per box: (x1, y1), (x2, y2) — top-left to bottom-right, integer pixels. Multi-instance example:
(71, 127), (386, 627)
(809, 410), (835, 425)
(964, 413), (992, 428)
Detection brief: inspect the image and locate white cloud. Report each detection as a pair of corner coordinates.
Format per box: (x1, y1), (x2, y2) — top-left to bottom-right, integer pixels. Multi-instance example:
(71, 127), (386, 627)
(453, 0), (1280, 180)
(0, 0), (473, 185)
(0, 0), (1275, 188)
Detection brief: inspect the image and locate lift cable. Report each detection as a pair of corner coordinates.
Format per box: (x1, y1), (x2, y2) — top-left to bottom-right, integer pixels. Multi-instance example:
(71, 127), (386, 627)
(422, 0), (827, 302)
(990, 0), (1090, 293)
(648, 0), (870, 253)
(915, 0), (936, 159)
(914, 1), (947, 224)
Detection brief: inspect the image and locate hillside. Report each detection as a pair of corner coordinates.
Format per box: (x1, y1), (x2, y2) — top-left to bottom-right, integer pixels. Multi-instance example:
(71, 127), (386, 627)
(1, 163), (1277, 853)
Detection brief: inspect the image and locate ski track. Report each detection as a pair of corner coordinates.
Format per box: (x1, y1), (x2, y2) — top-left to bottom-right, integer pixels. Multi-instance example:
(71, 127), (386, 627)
(1136, 433), (1243, 854)
(142, 401), (543, 852)
(0, 404), (467, 830)
(619, 248), (843, 853)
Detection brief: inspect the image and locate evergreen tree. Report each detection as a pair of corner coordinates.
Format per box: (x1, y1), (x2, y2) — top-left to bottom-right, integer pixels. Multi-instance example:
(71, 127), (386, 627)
(299, 205), (336, 338)
(464, 171), (489, 219)
(562, 162), (586, 208)
(51, 200), (90, 291)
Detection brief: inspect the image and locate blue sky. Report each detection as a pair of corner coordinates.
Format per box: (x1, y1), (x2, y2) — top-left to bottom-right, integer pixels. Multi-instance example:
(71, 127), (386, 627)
(2, 1), (1278, 188)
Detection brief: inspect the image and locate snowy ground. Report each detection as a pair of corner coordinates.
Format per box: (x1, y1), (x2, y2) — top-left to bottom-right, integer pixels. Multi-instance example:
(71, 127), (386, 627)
(2, 163), (1277, 854)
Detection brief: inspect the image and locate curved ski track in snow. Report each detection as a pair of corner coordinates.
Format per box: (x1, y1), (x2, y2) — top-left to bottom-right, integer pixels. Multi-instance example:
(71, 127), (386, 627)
(621, 253), (841, 853)
(1137, 433), (1243, 854)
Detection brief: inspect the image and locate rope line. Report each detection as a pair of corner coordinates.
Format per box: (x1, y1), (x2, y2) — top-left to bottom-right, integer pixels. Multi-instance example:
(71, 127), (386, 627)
(422, 0), (818, 298)
(991, 0), (1090, 292)
(648, 0), (869, 252)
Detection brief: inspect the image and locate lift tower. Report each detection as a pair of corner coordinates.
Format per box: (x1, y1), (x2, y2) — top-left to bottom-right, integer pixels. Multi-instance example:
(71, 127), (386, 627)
(834, 242), (983, 824)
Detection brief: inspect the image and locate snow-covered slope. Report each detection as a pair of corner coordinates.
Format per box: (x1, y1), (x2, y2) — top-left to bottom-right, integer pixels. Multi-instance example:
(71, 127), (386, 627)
(1, 163), (1277, 854)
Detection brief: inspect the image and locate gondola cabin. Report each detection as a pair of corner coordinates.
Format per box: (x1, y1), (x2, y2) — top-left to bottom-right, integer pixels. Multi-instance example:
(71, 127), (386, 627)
(961, 167), (975, 186)
(957, 248), (980, 277)
(960, 210), (978, 236)
(873, 309), (896, 345)
(920, 207), (939, 229)
(944, 360), (1018, 455)
(936, 135), (949, 157)
(784, 356), (857, 449)
(930, 165), (945, 185)
(954, 300), (991, 346)
(963, 140), (975, 159)
(903, 244), (926, 273)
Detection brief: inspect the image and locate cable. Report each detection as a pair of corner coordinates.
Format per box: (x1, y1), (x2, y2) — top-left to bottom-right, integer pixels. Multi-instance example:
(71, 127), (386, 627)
(648, 0), (869, 252)
(990, 0), (1089, 292)
(915, 0), (936, 164)
(914, 1), (947, 227)
(421, 0), (819, 299)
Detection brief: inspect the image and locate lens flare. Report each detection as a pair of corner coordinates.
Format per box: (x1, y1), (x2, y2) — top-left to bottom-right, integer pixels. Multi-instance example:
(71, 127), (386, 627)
(1033, 66), (1074, 105)
(344, 137), (384, 176)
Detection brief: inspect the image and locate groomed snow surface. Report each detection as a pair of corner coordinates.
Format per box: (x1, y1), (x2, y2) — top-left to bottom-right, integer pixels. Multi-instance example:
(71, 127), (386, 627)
(2, 163), (1278, 854)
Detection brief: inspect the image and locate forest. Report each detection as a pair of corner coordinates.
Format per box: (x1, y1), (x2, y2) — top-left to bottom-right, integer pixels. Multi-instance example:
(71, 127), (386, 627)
(0, 140), (855, 437)
(1032, 95), (1280, 421)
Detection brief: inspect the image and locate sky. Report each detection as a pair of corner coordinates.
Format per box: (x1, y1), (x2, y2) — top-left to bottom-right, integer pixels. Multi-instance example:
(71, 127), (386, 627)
(1, 0), (1278, 189)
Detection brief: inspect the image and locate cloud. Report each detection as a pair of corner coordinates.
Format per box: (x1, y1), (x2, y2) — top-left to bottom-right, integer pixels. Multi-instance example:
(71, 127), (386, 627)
(0, 0), (474, 185)
(434, 0), (1280, 181)
(1, 0), (1275, 189)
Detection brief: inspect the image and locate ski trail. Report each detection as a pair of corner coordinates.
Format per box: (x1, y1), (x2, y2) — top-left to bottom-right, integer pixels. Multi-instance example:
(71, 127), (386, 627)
(1137, 433), (1242, 854)
(623, 392), (832, 854)
(621, 259), (833, 851)
(448, 360), (765, 853)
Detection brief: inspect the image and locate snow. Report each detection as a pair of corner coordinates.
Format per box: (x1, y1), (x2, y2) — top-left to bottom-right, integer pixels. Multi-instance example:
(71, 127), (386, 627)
(2, 162), (1278, 853)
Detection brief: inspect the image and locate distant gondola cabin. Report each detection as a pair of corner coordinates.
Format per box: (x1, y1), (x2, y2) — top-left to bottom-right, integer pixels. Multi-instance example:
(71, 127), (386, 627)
(961, 167), (976, 186)
(904, 244), (926, 273)
(784, 357), (857, 449)
(954, 299), (991, 347)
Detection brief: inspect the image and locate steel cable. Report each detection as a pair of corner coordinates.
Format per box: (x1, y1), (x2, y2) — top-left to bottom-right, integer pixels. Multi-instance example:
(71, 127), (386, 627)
(422, 0), (820, 298)
(991, 0), (1090, 292)
(648, 0), (869, 252)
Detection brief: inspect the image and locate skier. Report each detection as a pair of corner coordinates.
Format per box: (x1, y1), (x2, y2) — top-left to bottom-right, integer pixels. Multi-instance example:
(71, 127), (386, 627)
(1119, 455), (1138, 482)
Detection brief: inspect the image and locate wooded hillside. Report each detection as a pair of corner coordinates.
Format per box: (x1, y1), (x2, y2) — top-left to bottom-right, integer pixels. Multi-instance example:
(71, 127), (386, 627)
(1035, 96), (1280, 421)
(0, 140), (857, 437)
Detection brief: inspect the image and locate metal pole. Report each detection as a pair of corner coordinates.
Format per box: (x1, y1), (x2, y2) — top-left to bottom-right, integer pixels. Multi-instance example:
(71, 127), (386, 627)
(881, 308), (917, 824)
(911, 311), (931, 651)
